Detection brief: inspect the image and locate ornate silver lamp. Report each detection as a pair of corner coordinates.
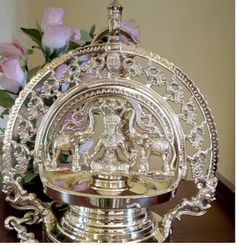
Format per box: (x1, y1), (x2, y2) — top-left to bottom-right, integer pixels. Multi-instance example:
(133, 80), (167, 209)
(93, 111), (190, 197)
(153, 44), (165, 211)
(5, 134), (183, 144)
(0, 1), (218, 242)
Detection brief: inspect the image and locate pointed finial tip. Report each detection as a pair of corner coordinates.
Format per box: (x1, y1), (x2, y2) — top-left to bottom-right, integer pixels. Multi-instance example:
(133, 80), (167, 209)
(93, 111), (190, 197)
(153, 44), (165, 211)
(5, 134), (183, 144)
(108, 0), (123, 10)
(112, 0), (120, 5)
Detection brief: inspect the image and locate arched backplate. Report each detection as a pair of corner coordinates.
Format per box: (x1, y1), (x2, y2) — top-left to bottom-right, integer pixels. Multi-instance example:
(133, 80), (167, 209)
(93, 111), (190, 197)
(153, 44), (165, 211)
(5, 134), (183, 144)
(32, 78), (185, 207)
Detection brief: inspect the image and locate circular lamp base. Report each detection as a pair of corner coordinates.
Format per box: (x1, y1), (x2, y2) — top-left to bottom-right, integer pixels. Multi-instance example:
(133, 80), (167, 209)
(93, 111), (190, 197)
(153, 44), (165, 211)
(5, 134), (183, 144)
(47, 205), (168, 243)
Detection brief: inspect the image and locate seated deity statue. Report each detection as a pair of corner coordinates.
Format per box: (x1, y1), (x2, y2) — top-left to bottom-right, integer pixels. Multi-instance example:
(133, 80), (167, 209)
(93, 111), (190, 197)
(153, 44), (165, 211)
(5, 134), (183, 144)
(88, 114), (137, 175)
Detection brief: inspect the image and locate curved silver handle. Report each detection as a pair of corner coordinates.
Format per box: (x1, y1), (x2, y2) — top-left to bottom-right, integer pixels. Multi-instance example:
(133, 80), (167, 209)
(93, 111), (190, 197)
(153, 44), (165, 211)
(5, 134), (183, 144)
(159, 176), (218, 238)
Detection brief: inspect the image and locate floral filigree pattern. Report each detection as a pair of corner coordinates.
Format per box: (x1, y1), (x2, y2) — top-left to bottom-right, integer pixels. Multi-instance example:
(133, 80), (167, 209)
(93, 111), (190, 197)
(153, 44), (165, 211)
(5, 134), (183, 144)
(165, 76), (184, 104)
(187, 122), (206, 149)
(40, 72), (61, 98)
(81, 54), (106, 78)
(17, 115), (37, 143)
(180, 97), (197, 126)
(122, 57), (143, 78)
(27, 91), (47, 120)
(60, 57), (81, 84)
(145, 62), (166, 87)
(187, 149), (209, 182)
(11, 141), (31, 176)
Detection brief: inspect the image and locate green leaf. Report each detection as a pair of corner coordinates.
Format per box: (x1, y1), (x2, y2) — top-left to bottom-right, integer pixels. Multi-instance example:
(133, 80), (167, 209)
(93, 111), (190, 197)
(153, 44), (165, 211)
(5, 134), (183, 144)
(31, 45), (41, 50)
(27, 48), (34, 55)
(8, 92), (18, 99)
(68, 41), (80, 51)
(0, 108), (9, 118)
(0, 90), (15, 108)
(49, 45), (68, 60)
(20, 28), (42, 48)
(23, 172), (38, 184)
(35, 21), (42, 33)
(80, 30), (92, 43)
(89, 24), (96, 38)
(43, 46), (53, 63)
(27, 66), (41, 81)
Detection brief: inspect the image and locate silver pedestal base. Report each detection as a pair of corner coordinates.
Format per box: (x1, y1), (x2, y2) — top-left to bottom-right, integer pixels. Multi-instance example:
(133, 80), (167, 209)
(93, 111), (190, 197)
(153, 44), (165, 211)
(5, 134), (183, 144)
(47, 206), (167, 243)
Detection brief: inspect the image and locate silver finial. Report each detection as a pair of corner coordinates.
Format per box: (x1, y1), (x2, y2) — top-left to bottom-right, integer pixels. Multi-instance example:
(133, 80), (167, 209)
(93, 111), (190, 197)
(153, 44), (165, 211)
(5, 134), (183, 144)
(107, 0), (123, 43)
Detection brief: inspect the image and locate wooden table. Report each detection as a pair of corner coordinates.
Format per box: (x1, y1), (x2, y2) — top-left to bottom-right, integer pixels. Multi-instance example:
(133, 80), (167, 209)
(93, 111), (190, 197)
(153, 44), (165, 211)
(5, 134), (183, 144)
(0, 181), (234, 242)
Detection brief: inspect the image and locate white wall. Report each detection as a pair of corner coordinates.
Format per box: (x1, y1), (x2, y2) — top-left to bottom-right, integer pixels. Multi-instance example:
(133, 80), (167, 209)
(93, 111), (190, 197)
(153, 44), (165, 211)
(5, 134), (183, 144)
(0, 0), (28, 42)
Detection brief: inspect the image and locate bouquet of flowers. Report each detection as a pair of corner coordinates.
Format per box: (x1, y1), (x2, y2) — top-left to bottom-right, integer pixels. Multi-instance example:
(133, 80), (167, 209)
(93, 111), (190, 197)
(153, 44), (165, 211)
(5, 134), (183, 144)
(0, 6), (140, 135)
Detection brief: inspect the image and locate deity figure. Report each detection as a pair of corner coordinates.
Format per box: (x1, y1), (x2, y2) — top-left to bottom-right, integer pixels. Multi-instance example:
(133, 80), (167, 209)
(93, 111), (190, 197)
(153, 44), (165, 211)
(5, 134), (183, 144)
(85, 114), (137, 175)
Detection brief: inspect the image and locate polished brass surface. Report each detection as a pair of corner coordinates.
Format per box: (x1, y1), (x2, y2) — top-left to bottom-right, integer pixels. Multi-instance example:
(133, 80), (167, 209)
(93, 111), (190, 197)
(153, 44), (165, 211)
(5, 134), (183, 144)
(0, 0), (218, 242)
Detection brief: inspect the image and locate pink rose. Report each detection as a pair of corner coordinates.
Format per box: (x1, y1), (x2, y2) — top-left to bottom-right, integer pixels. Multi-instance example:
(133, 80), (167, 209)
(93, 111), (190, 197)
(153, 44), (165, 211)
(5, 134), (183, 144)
(41, 7), (64, 32)
(0, 58), (25, 82)
(121, 19), (140, 44)
(72, 29), (81, 43)
(0, 57), (26, 93)
(42, 25), (72, 52)
(0, 76), (22, 93)
(0, 39), (27, 58)
(71, 28), (85, 46)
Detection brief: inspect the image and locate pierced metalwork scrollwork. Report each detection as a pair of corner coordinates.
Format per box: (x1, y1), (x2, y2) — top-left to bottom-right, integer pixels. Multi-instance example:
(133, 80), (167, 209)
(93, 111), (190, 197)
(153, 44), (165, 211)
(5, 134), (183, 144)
(60, 56), (81, 85)
(81, 53), (106, 78)
(165, 76), (184, 104)
(180, 96), (197, 125)
(27, 91), (47, 120)
(187, 122), (206, 150)
(40, 72), (61, 98)
(122, 56), (144, 78)
(145, 61), (166, 87)
(17, 115), (37, 144)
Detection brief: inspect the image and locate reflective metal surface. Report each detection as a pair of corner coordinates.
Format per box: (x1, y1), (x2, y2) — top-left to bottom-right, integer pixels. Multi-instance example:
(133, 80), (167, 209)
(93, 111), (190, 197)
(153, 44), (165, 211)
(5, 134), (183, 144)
(41, 170), (174, 208)
(48, 206), (167, 243)
(0, 0), (218, 242)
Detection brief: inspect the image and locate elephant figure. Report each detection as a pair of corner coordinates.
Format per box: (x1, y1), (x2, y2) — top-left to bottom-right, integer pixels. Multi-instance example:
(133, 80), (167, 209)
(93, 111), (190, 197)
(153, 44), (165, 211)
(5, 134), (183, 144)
(50, 131), (94, 171)
(121, 107), (176, 175)
(49, 107), (95, 171)
(141, 136), (175, 175)
(51, 132), (79, 170)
